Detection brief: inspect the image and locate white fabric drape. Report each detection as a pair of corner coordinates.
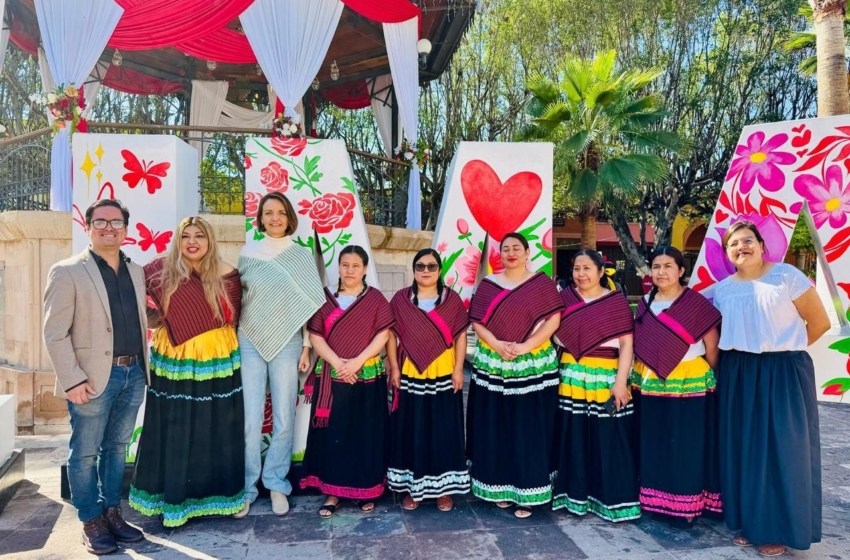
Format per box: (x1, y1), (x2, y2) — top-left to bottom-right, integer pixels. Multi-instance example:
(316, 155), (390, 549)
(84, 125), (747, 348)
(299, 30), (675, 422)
(189, 79), (229, 156)
(0, 0), (9, 77)
(384, 18), (421, 229)
(240, 0), (342, 120)
(370, 74), (403, 157)
(81, 61), (108, 119)
(219, 101), (274, 128)
(35, 0), (123, 211)
(37, 47), (56, 126)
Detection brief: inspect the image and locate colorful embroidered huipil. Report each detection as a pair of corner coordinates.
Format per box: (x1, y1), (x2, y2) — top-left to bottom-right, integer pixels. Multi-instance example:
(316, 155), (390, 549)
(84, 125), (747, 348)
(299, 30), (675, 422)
(552, 286), (640, 522)
(630, 288), (723, 520)
(467, 273), (563, 506)
(129, 258), (245, 527)
(299, 287), (395, 500)
(388, 288), (471, 500)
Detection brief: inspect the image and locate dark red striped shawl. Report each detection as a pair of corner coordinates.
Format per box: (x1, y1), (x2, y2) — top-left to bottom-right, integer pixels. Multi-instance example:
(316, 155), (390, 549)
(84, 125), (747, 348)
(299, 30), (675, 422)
(390, 287), (470, 373)
(634, 288), (720, 379)
(306, 286), (395, 427)
(554, 286), (633, 360)
(468, 273), (563, 343)
(144, 257), (242, 347)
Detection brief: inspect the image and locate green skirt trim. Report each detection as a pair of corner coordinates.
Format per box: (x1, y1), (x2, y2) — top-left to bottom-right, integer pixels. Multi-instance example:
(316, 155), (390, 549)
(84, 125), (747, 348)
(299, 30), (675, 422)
(470, 476), (554, 506)
(472, 342), (558, 379)
(128, 486), (245, 527)
(150, 349), (241, 382)
(552, 494), (641, 522)
(317, 357), (385, 381)
(629, 370), (717, 395)
(559, 362), (618, 391)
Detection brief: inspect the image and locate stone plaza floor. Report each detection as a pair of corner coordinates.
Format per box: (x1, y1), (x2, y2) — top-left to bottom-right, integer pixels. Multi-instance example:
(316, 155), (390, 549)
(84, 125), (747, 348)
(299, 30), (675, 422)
(1, 402), (849, 559)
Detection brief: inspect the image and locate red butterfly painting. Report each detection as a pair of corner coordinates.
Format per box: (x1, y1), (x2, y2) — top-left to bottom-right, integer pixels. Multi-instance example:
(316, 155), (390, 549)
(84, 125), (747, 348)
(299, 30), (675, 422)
(121, 150), (171, 194)
(126, 223), (173, 254)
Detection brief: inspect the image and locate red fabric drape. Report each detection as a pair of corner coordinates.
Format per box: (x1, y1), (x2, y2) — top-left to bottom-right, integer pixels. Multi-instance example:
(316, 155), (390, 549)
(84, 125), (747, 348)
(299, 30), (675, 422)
(108, 0), (255, 51)
(9, 18), (38, 56)
(103, 66), (185, 96)
(176, 28), (257, 64)
(323, 80), (371, 110)
(341, 0), (420, 23)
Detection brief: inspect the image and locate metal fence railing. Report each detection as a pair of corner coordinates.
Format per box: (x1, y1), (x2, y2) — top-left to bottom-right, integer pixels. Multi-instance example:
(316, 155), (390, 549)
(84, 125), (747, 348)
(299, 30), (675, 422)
(0, 124), (411, 228)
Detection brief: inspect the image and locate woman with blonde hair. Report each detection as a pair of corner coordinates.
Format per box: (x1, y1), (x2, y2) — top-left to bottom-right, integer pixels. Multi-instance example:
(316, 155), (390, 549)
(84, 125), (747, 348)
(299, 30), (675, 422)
(129, 216), (245, 527)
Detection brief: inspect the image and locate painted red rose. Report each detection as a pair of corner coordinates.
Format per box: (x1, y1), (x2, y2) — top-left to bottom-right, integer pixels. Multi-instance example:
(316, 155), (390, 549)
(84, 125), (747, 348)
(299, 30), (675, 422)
(260, 161), (289, 193)
(245, 155), (253, 169)
(298, 192), (356, 234)
(271, 137), (308, 157)
(244, 191), (262, 227)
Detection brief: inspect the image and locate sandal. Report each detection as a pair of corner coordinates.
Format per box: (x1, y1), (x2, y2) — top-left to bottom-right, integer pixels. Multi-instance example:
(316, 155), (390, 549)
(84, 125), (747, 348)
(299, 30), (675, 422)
(495, 501), (512, 509)
(318, 499), (338, 519)
(402, 495), (419, 511)
(756, 545), (786, 557)
(355, 500), (375, 513)
(732, 534), (751, 547)
(436, 496), (453, 512)
(514, 505), (532, 519)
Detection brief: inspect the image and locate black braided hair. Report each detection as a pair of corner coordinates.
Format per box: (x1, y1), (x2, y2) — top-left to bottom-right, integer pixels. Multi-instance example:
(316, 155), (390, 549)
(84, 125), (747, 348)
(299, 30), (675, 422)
(638, 245), (687, 324)
(335, 245), (369, 298)
(411, 248), (444, 306)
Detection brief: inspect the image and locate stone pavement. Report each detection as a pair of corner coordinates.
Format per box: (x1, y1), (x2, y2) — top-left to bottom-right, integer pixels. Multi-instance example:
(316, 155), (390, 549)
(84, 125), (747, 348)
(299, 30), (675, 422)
(1, 403), (849, 560)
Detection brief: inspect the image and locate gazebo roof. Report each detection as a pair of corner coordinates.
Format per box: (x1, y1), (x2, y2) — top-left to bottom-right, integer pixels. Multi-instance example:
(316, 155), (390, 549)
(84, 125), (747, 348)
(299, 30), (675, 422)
(5, 0), (475, 100)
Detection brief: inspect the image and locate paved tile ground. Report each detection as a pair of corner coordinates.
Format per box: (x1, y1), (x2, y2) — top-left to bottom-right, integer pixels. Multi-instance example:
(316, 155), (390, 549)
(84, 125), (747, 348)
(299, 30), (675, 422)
(2, 403), (849, 559)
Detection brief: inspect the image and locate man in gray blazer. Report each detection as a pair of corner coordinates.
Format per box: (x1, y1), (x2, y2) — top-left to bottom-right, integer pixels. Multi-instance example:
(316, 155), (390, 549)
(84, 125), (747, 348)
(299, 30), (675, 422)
(43, 199), (150, 555)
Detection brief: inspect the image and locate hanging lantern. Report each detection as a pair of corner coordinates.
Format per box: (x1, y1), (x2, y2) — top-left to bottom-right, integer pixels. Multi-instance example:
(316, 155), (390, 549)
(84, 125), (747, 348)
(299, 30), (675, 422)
(311, 77), (320, 90)
(112, 50), (123, 67)
(207, 60), (217, 71)
(330, 60), (339, 81)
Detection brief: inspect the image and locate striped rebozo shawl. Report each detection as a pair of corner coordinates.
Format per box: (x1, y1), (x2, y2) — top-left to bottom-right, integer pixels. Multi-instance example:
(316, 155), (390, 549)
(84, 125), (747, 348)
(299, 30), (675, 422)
(468, 273), (563, 343)
(634, 288), (720, 379)
(306, 286), (395, 427)
(390, 287), (470, 373)
(144, 257), (242, 346)
(237, 244), (326, 361)
(554, 286), (634, 360)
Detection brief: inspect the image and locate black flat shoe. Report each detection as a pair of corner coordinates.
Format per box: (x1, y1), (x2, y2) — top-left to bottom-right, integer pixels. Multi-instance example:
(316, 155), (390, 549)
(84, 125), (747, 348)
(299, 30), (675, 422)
(318, 503), (337, 519)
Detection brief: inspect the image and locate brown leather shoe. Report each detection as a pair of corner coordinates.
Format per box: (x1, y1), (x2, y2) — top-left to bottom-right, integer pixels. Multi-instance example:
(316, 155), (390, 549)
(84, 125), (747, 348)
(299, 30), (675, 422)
(82, 515), (118, 555)
(103, 506), (144, 543)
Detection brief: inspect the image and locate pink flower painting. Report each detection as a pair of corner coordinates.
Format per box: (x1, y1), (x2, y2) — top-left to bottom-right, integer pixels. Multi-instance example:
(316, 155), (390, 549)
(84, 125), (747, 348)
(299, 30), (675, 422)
(704, 213), (789, 283)
(794, 165), (850, 229)
(725, 131), (795, 194)
(455, 245), (504, 287)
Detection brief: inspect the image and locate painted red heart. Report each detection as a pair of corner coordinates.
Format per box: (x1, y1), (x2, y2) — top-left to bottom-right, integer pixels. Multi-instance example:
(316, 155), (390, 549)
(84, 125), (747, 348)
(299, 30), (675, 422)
(844, 159), (850, 175)
(791, 124), (805, 134)
(714, 209), (729, 223)
(461, 159), (542, 242)
(796, 149), (808, 157)
(791, 129), (811, 148)
(691, 266), (716, 293)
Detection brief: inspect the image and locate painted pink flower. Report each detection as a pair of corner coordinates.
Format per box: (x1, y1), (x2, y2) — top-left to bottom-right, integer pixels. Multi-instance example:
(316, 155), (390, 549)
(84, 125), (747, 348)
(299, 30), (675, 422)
(437, 241), (448, 252)
(704, 213), (789, 283)
(457, 219), (469, 235)
(725, 131), (795, 194)
(794, 165), (850, 229)
(455, 245), (504, 287)
(542, 228), (553, 252)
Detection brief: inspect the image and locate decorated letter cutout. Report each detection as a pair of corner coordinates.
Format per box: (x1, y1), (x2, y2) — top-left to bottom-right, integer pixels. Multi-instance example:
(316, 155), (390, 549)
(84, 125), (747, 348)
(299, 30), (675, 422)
(690, 117), (850, 402)
(432, 142), (554, 307)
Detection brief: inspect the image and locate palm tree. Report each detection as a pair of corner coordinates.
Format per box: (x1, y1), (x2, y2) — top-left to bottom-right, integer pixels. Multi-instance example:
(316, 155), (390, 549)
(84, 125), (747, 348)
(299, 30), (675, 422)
(520, 51), (683, 250)
(785, 1), (850, 115)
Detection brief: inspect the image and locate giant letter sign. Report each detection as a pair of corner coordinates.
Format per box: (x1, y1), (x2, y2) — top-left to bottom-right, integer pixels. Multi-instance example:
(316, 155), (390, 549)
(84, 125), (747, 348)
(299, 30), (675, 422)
(690, 117), (850, 403)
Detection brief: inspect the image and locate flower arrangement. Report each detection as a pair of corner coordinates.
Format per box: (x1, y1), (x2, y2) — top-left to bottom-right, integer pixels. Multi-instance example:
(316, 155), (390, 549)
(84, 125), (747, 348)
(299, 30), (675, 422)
(30, 84), (86, 135)
(394, 139), (432, 169)
(272, 113), (303, 138)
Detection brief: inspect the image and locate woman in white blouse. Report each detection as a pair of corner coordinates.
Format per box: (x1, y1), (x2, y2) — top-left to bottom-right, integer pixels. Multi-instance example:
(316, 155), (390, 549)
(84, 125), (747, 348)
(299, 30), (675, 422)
(713, 220), (829, 557)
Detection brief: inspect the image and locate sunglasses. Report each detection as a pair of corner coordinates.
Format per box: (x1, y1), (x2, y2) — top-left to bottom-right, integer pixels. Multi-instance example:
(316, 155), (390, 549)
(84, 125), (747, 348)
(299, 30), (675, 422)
(415, 262), (440, 273)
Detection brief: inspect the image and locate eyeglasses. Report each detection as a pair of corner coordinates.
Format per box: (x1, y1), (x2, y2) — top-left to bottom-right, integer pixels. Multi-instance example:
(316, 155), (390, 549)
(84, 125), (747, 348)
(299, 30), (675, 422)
(90, 219), (126, 230)
(415, 263), (440, 273)
(726, 237), (758, 250)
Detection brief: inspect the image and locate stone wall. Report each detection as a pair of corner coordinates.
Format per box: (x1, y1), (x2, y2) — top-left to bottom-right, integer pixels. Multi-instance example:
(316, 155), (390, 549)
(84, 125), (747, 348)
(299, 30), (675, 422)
(0, 211), (432, 434)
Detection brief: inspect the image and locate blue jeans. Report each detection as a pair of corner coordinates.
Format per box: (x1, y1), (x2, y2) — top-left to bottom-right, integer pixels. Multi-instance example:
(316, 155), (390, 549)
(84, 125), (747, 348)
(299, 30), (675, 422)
(67, 363), (146, 522)
(239, 330), (303, 502)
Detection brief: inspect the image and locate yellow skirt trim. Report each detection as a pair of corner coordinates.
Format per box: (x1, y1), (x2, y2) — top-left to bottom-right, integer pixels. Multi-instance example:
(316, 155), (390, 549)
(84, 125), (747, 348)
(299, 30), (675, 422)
(631, 357), (716, 396)
(401, 348), (455, 379)
(558, 353), (621, 403)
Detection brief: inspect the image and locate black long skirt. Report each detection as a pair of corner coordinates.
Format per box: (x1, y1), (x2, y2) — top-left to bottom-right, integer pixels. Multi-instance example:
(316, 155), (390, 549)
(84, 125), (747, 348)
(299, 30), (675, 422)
(388, 354), (469, 500)
(466, 340), (559, 506)
(300, 358), (388, 500)
(129, 327), (245, 527)
(719, 350), (821, 549)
